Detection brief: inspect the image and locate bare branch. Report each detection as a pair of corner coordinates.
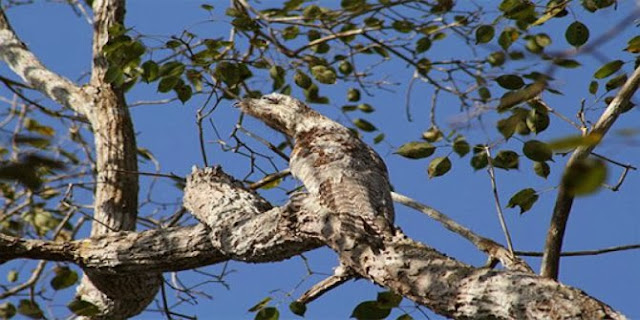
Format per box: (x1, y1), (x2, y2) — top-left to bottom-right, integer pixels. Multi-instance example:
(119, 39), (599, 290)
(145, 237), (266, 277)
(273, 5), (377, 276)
(0, 9), (94, 119)
(518, 243), (640, 257)
(541, 65), (640, 279)
(392, 191), (531, 273)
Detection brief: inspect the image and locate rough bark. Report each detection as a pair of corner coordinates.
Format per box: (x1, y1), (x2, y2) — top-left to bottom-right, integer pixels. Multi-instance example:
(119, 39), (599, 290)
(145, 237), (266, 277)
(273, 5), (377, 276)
(0, 166), (626, 319)
(0, 1), (160, 317)
(183, 167), (624, 320)
(74, 1), (161, 318)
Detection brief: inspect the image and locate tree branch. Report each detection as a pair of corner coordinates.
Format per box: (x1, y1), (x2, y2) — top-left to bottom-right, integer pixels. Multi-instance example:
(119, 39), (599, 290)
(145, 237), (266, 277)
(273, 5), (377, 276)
(392, 192), (531, 272)
(541, 65), (640, 279)
(0, 9), (94, 120)
(73, 0), (161, 318)
(0, 165), (626, 319)
(182, 166), (623, 319)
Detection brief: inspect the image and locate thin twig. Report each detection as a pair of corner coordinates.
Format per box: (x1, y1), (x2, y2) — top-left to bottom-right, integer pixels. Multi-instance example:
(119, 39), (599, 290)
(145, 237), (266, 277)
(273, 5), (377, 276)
(517, 243), (640, 257)
(484, 147), (515, 254)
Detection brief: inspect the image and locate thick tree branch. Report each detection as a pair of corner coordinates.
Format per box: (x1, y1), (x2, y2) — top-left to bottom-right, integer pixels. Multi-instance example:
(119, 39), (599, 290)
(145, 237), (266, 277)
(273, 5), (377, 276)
(182, 166), (624, 319)
(73, 0), (161, 318)
(0, 9), (94, 120)
(541, 65), (640, 280)
(0, 165), (625, 319)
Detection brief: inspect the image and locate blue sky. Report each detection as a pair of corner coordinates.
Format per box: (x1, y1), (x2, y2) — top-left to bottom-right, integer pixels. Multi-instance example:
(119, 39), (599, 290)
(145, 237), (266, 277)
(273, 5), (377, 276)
(1, 1), (639, 319)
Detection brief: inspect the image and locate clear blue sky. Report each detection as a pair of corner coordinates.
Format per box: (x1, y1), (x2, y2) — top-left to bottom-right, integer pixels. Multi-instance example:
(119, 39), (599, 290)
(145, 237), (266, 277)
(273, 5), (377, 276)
(1, 1), (639, 319)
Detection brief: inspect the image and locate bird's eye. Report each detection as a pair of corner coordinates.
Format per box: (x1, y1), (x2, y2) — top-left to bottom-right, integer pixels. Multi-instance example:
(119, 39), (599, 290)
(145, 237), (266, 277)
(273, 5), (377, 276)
(261, 96), (280, 104)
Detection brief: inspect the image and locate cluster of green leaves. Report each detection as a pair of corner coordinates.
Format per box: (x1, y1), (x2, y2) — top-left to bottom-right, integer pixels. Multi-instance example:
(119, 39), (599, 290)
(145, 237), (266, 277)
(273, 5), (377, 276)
(103, 23), (146, 91)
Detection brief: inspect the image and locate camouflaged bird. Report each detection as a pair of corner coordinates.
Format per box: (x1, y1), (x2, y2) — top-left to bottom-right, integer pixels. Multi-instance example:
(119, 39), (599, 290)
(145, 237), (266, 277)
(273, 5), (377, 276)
(237, 93), (395, 249)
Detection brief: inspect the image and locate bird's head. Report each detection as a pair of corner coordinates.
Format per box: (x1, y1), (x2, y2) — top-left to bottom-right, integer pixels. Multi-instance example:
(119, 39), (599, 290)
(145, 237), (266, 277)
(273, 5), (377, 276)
(235, 93), (314, 136)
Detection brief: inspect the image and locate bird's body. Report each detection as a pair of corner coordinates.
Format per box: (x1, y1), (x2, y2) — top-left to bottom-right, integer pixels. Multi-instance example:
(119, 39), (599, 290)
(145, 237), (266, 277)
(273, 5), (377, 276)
(237, 93), (395, 246)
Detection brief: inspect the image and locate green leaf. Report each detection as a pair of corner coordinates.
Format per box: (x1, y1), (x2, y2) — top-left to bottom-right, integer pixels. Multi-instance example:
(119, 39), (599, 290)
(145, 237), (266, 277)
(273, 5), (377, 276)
(421, 127), (442, 142)
(7, 269), (18, 282)
(416, 58), (431, 75)
(507, 188), (539, 214)
(526, 109), (549, 134)
(395, 142), (435, 159)
(289, 301), (306, 317)
(141, 60), (159, 82)
(470, 147), (488, 170)
(562, 158), (607, 196)
(347, 88), (361, 101)
(249, 297), (272, 312)
(533, 161), (550, 179)
(478, 87), (491, 101)
(605, 74), (627, 91)
(497, 115), (521, 140)
(269, 65), (286, 90)
(498, 27), (519, 50)
(428, 156), (452, 178)
(68, 299), (100, 317)
(338, 61), (353, 74)
(376, 291), (402, 309)
(554, 59), (581, 68)
(416, 37), (432, 53)
(487, 51), (506, 66)
(496, 74), (524, 90)
(0, 302), (16, 319)
(311, 65), (337, 84)
(341, 0), (366, 11)
(565, 21), (589, 47)
(589, 81), (598, 95)
(475, 25), (495, 44)
(157, 76), (180, 93)
(357, 103), (374, 113)
(255, 307), (279, 320)
(373, 133), (385, 144)
(302, 4), (321, 18)
(294, 71), (312, 89)
(523, 140), (553, 162)
(396, 314), (414, 320)
(497, 81), (546, 112)
(392, 20), (414, 33)
(342, 105), (357, 112)
(51, 266), (78, 290)
(159, 61), (185, 77)
(594, 60), (623, 79)
(351, 301), (391, 320)
(453, 136), (470, 157)
(175, 84), (193, 103)
(104, 66), (123, 85)
(18, 300), (43, 319)
(353, 118), (376, 132)
(282, 26), (299, 40)
(548, 133), (602, 151)
(534, 33), (551, 47)
(493, 150), (519, 170)
(624, 35), (640, 53)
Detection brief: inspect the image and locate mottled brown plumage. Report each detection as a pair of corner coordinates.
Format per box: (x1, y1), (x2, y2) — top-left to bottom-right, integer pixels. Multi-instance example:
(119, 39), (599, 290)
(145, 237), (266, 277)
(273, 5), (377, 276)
(237, 93), (395, 248)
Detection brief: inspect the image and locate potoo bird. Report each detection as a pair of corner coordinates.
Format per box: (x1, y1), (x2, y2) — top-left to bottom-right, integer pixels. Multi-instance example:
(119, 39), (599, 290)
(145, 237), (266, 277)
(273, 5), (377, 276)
(236, 93), (395, 248)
